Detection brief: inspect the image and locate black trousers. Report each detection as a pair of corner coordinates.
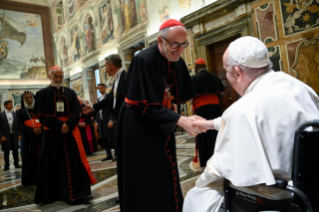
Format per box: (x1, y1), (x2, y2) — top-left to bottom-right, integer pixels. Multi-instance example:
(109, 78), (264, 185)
(100, 121), (113, 158)
(4, 134), (19, 168)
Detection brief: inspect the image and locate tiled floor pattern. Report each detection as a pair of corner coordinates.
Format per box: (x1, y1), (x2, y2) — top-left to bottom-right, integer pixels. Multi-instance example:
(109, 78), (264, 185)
(0, 133), (209, 212)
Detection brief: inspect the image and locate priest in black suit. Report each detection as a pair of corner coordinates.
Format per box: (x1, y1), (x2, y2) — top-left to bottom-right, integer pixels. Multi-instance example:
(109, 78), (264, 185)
(191, 58), (225, 167)
(0, 100), (21, 171)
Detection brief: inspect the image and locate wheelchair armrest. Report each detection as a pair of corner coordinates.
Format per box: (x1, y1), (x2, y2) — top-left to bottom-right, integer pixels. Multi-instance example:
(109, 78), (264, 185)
(272, 177), (288, 189)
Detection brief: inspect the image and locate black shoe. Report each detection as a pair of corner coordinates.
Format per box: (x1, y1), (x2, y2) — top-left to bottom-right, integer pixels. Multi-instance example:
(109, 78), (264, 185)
(81, 195), (93, 204)
(101, 157), (113, 161)
(15, 164), (22, 168)
(4, 167), (9, 171)
(112, 157), (117, 161)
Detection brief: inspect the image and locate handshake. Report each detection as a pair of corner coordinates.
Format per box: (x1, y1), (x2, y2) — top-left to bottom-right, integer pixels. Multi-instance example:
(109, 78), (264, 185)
(176, 115), (215, 136)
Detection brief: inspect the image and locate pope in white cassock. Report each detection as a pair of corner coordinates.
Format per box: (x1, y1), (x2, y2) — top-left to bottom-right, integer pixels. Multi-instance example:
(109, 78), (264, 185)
(183, 36), (319, 212)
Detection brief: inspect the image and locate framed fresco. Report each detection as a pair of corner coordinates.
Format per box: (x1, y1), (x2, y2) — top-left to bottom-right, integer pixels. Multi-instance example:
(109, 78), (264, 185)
(71, 77), (84, 97)
(0, 0), (54, 79)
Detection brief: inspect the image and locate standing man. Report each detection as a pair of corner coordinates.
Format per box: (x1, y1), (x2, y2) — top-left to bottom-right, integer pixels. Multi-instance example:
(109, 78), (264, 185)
(90, 55), (126, 162)
(33, 66), (96, 205)
(16, 91), (42, 186)
(191, 58), (225, 168)
(95, 83), (114, 161)
(118, 19), (198, 212)
(0, 100), (21, 171)
(183, 36), (319, 211)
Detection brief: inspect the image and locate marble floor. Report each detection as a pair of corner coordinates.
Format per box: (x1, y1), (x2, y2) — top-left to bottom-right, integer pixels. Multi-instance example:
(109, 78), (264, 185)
(0, 133), (211, 212)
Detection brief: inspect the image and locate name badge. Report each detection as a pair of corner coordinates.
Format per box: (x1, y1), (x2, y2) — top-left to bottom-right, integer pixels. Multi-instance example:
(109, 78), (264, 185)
(36, 119), (40, 123)
(57, 102), (64, 112)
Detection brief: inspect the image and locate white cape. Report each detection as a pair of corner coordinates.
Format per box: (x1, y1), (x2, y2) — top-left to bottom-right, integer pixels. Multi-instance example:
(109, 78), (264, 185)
(184, 70), (319, 212)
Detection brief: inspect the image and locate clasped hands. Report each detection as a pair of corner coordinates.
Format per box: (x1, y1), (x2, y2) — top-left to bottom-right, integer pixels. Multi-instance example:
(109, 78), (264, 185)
(177, 115), (213, 136)
(33, 127), (42, 135)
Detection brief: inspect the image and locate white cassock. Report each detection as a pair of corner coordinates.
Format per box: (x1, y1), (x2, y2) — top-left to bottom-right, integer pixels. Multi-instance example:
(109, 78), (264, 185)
(184, 70), (319, 212)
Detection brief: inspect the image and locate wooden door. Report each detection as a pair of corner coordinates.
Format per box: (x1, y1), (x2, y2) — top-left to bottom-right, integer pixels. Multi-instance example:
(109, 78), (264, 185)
(209, 35), (241, 112)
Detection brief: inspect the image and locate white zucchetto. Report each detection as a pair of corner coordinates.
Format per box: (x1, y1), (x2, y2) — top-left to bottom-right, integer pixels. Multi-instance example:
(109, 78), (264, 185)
(228, 36), (270, 68)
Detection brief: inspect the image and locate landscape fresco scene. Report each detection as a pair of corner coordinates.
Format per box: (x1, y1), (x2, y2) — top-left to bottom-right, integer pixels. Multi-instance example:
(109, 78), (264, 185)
(0, 9), (46, 79)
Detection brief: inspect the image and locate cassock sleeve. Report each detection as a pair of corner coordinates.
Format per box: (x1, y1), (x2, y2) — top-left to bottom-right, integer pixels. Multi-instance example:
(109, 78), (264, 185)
(66, 114), (80, 130)
(93, 93), (111, 112)
(140, 104), (180, 132)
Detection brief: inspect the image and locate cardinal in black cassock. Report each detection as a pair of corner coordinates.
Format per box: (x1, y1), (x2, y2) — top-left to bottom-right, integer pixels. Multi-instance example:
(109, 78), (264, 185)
(33, 66), (96, 205)
(191, 58), (225, 167)
(16, 91), (42, 186)
(117, 20), (196, 212)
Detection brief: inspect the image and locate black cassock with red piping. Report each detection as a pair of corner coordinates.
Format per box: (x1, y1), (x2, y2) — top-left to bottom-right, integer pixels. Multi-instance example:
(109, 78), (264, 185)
(117, 44), (196, 212)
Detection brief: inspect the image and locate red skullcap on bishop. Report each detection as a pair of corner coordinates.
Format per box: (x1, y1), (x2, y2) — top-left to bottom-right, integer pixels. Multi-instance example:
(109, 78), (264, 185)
(196, 58), (206, 65)
(159, 19), (184, 31)
(50, 66), (62, 71)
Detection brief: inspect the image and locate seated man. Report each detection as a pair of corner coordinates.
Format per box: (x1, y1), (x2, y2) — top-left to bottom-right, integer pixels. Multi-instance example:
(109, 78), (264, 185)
(183, 36), (319, 212)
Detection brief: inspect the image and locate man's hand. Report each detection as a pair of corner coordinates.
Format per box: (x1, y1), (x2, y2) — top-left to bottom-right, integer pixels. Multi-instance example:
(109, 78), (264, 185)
(108, 120), (114, 128)
(192, 119), (215, 133)
(18, 136), (21, 141)
(177, 116), (198, 136)
(1, 136), (7, 142)
(78, 122), (86, 128)
(82, 105), (94, 115)
(34, 128), (42, 135)
(61, 123), (70, 134)
(95, 123), (98, 129)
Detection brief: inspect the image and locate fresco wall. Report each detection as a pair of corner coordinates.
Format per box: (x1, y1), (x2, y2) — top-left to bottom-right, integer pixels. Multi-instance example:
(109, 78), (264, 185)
(0, 9), (46, 79)
(252, 0), (319, 94)
(51, 0), (218, 69)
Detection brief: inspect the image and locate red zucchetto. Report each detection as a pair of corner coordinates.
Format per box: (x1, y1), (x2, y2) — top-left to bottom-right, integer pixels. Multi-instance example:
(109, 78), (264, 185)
(159, 19), (184, 31)
(195, 58), (206, 65)
(49, 66), (62, 71)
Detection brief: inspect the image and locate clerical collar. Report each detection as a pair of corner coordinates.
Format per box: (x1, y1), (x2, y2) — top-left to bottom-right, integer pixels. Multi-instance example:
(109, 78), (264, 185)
(197, 69), (206, 73)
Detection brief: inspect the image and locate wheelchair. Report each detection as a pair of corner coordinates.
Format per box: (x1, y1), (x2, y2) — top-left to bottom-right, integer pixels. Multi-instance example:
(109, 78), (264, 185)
(223, 120), (319, 212)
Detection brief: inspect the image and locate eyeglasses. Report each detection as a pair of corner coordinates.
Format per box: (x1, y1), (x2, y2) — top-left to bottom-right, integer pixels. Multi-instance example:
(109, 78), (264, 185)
(161, 36), (189, 49)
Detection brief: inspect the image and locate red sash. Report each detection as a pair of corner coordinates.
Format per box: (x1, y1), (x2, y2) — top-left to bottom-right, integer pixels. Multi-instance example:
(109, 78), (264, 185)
(44, 116), (97, 185)
(24, 119), (42, 128)
(193, 94), (219, 110)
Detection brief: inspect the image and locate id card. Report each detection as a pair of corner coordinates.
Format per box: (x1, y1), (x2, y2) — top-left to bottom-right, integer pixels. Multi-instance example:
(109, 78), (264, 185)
(57, 102), (64, 112)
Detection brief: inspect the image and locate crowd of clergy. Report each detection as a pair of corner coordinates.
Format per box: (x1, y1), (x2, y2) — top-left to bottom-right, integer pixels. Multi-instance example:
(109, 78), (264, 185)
(0, 18), (318, 212)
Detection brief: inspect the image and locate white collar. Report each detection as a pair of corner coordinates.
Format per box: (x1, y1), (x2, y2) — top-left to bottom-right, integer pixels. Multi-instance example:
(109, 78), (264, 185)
(5, 109), (13, 113)
(113, 69), (124, 80)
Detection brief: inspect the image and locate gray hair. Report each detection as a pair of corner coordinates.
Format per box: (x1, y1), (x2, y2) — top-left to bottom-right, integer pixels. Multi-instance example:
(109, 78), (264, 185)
(225, 53), (272, 77)
(159, 28), (170, 37)
(48, 67), (63, 76)
(105, 54), (122, 68)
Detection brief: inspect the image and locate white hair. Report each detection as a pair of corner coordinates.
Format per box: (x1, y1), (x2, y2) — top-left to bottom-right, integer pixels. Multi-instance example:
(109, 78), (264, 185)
(225, 52), (273, 77)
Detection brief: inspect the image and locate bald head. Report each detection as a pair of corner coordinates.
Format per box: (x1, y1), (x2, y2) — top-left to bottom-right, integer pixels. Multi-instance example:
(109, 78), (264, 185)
(157, 26), (188, 62)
